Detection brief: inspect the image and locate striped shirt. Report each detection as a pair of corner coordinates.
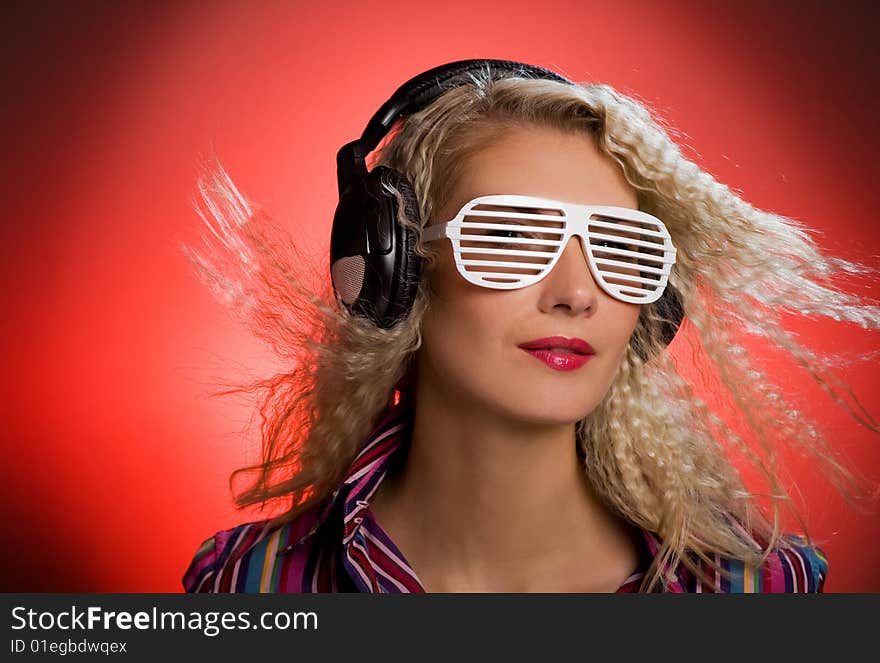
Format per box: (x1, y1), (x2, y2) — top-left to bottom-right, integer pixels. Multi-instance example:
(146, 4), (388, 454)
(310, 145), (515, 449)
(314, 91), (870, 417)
(183, 400), (828, 593)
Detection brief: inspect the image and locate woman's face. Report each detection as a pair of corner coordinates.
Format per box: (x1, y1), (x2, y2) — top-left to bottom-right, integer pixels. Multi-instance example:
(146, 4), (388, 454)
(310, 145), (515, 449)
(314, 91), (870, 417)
(417, 124), (642, 425)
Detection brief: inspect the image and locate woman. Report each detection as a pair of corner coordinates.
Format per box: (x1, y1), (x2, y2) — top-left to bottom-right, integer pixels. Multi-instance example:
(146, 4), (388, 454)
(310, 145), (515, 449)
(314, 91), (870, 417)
(181, 59), (878, 593)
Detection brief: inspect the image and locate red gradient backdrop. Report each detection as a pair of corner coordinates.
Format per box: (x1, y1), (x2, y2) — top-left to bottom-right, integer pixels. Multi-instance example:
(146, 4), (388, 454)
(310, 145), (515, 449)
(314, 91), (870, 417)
(2, 0), (878, 592)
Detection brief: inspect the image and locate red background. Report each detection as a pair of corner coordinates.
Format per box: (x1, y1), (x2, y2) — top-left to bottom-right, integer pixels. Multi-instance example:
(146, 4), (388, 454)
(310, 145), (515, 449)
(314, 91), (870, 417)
(2, 0), (878, 592)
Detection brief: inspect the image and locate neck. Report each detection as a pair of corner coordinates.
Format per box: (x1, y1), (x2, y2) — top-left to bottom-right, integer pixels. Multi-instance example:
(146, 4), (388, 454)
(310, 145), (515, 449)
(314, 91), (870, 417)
(369, 376), (641, 592)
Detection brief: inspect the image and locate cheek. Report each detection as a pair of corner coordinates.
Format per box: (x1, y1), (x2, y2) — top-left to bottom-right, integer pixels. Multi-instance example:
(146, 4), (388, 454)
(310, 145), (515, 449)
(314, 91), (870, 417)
(625, 307), (642, 338)
(609, 306), (641, 355)
(419, 284), (517, 396)
(418, 312), (482, 406)
(424, 247), (508, 343)
(423, 288), (507, 360)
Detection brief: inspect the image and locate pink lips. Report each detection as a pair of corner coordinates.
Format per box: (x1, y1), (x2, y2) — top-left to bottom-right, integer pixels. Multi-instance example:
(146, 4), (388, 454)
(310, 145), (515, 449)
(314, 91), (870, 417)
(518, 336), (596, 372)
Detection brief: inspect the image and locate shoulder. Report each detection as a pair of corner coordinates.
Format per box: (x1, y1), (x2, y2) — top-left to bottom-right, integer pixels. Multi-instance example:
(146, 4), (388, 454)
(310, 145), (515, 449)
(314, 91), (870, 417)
(697, 515), (829, 593)
(181, 502), (332, 593)
(762, 535), (829, 593)
(182, 520), (273, 593)
(710, 534), (828, 593)
(677, 532), (828, 593)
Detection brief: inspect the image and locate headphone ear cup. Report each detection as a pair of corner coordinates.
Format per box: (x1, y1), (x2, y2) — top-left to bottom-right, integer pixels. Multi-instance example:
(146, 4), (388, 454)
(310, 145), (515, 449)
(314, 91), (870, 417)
(330, 165), (423, 328)
(370, 166), (423, 327)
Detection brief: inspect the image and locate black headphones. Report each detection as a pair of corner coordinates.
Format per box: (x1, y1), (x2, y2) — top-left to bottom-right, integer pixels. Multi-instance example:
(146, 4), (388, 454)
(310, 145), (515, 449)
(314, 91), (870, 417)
(329, 58), (684, 361)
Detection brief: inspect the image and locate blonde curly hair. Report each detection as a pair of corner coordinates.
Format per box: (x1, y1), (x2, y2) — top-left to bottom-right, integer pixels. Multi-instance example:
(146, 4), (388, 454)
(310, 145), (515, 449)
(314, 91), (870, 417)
(181, 67), (880, 592)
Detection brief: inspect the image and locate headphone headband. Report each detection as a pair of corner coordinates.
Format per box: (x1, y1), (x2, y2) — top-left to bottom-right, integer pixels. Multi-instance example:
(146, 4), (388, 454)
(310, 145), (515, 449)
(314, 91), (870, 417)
(336, 59), (574, 196)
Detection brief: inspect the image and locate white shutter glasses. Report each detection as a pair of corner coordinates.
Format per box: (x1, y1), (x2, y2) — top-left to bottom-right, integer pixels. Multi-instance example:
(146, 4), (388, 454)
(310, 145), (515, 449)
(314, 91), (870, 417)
(421, 194), (677, 305)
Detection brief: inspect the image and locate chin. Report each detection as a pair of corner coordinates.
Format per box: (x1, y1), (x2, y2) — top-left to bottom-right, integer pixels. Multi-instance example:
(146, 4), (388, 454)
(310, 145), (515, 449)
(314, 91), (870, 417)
(513, 404), (593, 427)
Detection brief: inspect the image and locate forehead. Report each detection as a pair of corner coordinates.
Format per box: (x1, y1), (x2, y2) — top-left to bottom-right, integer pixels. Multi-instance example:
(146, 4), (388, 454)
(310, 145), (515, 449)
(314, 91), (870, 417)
(449, 125), (638, 211)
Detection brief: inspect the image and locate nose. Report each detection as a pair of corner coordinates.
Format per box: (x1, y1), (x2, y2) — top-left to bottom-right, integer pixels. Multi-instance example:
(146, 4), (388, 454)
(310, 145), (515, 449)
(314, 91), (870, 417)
(537, 235), (600, 314)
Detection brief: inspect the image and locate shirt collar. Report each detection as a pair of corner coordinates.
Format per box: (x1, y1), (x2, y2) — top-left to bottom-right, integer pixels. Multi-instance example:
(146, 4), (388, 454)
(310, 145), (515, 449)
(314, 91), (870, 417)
(285, 398), (413, 550)
(288, 398), (686, 591)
